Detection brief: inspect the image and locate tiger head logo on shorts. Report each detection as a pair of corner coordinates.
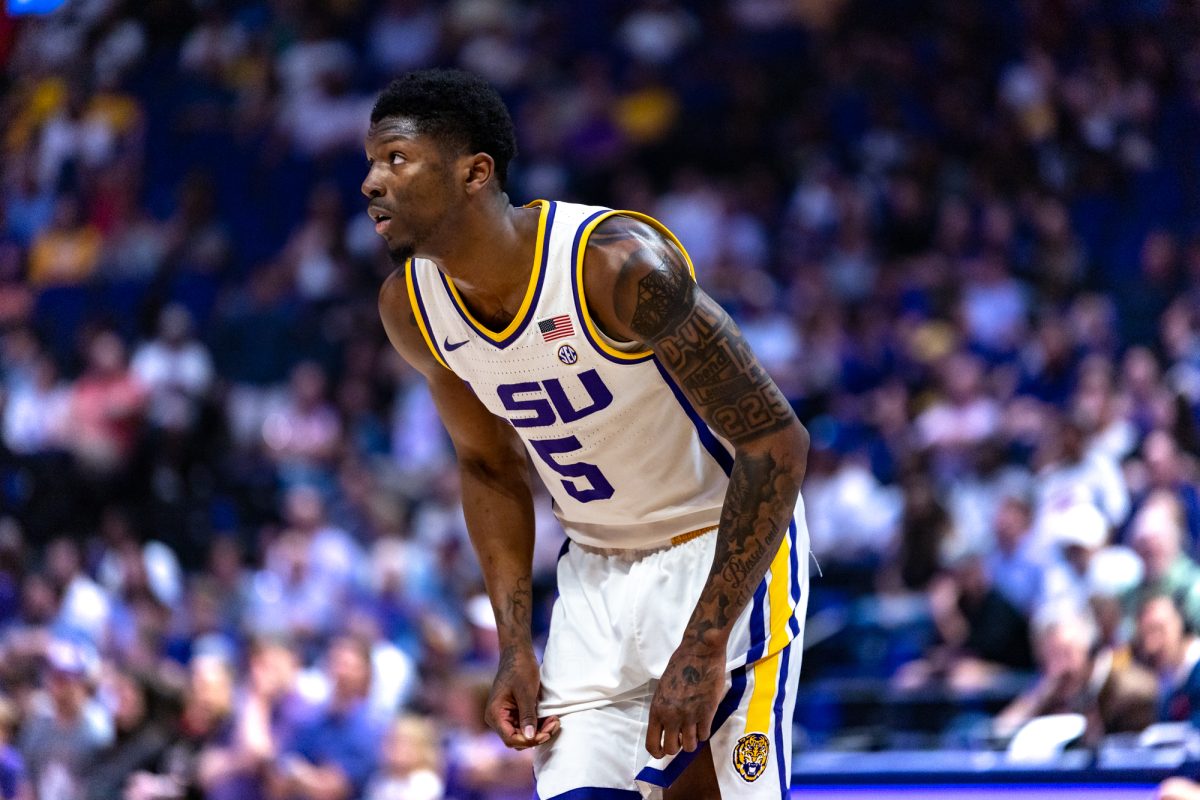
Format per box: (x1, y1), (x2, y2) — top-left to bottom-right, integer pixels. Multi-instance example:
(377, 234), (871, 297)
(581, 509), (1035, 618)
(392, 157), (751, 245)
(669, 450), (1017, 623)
(732, 732), (770, 782)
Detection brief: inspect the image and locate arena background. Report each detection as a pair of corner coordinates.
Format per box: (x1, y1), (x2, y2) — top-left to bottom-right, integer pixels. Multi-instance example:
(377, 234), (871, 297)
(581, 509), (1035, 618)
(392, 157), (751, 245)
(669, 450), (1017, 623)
(1, 0), (1199, 798)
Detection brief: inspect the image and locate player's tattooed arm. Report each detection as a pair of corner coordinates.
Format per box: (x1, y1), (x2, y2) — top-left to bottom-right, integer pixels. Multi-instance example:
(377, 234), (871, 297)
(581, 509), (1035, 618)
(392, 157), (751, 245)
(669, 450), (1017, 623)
(585, 216), (809, 756)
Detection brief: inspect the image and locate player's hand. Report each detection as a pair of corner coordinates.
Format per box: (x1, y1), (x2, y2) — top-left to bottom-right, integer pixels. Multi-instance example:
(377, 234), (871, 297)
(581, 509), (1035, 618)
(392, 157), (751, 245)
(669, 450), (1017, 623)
(646, 641), (726, 758)
(484, 644), (560, 750)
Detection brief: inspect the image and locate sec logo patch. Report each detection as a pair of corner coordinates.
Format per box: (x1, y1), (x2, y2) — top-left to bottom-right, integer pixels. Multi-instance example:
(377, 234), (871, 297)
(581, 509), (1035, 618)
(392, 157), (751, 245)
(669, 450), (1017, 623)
(557, 344), (579, 365)
(732, 732), (770, 782)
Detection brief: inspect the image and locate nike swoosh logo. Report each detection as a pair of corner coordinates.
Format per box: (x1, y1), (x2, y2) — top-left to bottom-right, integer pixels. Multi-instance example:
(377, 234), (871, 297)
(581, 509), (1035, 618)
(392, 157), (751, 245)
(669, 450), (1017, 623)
(443, 337), (469, 352)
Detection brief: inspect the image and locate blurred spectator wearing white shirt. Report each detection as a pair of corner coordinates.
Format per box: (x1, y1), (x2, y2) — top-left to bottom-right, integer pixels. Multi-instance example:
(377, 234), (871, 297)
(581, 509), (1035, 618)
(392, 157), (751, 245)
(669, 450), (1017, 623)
(363, 716), (444, 800)
(916, 352), (1001, 480)
(131, 304), (214, 434)
(262, 362), (342, 489)
(1037, 501), (1110, 618)
(1034, 414), (1130, 546)
(2, 353), (68, 456)
(45, 538), (111, 648)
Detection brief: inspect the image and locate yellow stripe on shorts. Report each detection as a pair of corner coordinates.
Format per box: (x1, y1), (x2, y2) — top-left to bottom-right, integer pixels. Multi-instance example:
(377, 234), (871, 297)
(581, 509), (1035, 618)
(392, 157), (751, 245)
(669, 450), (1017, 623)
(745, 534), (793, 733)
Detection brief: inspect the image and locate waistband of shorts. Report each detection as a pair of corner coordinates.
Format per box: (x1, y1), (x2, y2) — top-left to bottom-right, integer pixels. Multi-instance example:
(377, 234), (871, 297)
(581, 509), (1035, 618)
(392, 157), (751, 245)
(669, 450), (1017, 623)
(570, 525), (718, 560)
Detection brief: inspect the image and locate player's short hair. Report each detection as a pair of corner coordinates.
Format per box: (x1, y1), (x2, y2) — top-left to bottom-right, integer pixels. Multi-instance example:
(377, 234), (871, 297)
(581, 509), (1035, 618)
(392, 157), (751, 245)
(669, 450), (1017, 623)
(371, 68), (517, 189)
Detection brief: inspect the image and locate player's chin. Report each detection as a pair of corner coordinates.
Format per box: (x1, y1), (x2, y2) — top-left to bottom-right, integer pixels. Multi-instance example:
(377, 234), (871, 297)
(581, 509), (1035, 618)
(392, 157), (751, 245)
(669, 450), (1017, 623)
(387, 241), (416, 265)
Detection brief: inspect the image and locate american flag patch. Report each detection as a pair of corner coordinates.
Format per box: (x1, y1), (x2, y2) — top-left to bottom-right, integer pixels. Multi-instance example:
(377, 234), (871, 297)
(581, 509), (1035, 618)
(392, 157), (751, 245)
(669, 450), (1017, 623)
(538, 314), (575, 342)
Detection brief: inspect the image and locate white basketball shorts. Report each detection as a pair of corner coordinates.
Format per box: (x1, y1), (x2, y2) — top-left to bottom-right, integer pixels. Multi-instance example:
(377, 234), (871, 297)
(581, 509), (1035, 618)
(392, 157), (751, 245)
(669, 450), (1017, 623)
(533, 512), (809, 799)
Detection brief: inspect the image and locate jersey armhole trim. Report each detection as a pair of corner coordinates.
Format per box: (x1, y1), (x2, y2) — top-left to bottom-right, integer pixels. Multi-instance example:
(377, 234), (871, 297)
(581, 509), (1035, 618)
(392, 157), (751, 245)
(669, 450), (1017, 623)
(404, 259), (451, 371)
(571, 209), (698, 365)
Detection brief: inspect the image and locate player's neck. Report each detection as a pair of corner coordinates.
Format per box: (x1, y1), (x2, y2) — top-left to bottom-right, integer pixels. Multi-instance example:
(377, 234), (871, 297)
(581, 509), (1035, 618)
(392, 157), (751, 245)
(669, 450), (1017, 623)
(433, 194), (539, 299)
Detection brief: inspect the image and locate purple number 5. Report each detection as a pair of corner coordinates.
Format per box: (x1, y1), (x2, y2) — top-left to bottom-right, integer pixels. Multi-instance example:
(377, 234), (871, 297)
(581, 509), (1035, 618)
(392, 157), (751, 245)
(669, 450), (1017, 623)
(529, 436), (614, 503)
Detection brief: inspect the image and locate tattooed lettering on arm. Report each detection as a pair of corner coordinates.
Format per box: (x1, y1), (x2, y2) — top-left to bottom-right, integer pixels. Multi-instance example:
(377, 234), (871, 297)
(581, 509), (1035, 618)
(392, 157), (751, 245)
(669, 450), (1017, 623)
(619, 246), (795, 448)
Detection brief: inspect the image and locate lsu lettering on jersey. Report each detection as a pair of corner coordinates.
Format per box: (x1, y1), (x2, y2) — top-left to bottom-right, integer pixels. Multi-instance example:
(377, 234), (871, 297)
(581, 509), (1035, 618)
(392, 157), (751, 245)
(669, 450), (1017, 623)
(404, 199), (733, 550)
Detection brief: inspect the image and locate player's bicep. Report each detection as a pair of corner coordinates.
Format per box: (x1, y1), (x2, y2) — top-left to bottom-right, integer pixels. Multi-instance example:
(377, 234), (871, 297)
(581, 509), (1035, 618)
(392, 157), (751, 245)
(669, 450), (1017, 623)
(602, 233), (798, 449)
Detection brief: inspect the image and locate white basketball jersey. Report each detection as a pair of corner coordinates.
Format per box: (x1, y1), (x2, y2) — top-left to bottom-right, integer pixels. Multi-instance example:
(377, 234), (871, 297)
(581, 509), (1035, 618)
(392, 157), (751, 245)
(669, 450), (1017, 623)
(405, 200), (734, 549)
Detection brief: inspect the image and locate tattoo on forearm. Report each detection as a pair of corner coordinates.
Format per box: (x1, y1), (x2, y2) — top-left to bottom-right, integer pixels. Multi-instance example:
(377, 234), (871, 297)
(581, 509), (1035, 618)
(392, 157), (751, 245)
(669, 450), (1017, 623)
(494, 575), (533, 645)
(688, 448), (797, 645)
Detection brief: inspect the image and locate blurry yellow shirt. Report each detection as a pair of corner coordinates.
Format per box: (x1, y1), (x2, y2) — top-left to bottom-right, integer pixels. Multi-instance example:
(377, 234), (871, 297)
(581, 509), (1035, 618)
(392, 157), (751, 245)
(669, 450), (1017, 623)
(28, 226), (102, 286)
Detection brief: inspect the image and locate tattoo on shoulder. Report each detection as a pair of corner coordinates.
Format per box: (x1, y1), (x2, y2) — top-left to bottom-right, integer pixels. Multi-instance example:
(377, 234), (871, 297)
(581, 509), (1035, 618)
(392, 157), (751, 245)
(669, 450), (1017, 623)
(629, 253), (691, 339)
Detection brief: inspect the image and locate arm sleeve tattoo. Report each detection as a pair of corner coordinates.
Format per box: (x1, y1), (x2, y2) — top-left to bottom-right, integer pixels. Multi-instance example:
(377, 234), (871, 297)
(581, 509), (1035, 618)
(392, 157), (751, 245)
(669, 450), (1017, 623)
(606, 220), (806, 649)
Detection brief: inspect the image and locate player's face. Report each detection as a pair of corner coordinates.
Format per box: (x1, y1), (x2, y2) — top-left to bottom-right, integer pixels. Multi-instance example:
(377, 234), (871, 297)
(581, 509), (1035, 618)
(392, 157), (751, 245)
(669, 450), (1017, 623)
(362, 116), (459, 264)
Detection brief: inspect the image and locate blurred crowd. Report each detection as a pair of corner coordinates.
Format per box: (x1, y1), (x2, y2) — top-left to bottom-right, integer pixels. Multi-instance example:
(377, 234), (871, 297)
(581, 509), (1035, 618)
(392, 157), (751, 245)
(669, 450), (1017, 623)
(2, 0), (1200, 797)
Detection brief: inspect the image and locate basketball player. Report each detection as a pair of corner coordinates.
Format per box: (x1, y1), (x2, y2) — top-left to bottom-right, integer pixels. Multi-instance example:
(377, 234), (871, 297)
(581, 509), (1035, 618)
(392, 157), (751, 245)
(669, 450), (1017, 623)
(369, 69), (810, 799)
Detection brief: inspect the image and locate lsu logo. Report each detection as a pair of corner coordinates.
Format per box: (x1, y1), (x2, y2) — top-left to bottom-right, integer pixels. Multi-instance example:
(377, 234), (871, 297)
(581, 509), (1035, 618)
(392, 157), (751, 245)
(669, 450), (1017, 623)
(732, 732), (770, 782)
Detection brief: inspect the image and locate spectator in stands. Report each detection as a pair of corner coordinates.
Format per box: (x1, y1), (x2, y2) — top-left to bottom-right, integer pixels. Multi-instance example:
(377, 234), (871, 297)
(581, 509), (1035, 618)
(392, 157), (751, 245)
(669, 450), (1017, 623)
(19, 638), (111, 800)
(131, 304), (214, 435)
(26, 195), (101, 287)
(280, 484), (364, 604)
(1092, 654), (1159, 738)
(1119, 348), (1176, 440)
(1135, 593), (1200, 726)
(44, 537), (111, 648)
(946, 439), (1033, 562)
(269, 635), (381, 800)
(85, 669), (172, 800)
(242, 635), (317, 754)
(362, 715), (444, 800)
(1, 352), (68, 457)
(1072, 354), (1137, 463)
(915, 352), (1001, 481)
(1037, 501), (1110, 617)
(994, 609), (1097, 738)
(128, 653), (235, 800)
(1034, 413), (1129, 533)
(802, 423), (902, 571)
(986, 495), (1044, 616)
(246, 530), (333, 651)
(1126, 492), (1200, 631)
(161, 173), (231, 277)
(1132, 431), (1200, 554)
(440, 671), (534, 800)
(262, 362), (342, 489)
(0, 697), (28, 800)
(190, 635), (314, 800)
(66, 330), (147, 478)
(880, 471), (954, 593)
(893, 550), (1032, 693)
(282, 184), (350, 305)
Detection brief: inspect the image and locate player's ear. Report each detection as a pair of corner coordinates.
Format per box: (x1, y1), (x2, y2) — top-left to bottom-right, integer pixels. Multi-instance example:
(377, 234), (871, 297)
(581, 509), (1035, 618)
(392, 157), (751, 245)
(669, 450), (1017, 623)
(463, 153), (495, 195)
